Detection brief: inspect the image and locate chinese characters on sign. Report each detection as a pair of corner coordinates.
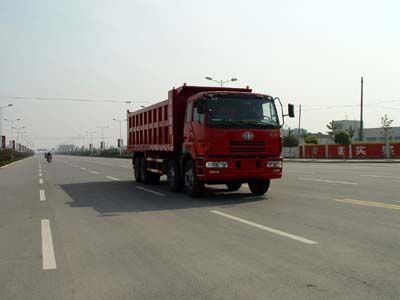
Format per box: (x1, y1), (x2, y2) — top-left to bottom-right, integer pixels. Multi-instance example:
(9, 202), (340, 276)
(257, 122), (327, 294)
(355, 145), (367, 156)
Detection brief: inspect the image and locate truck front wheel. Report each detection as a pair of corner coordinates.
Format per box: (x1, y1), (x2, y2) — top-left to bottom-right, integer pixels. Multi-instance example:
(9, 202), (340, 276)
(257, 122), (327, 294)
(184, 160), (204, 197)
(248, 179), (270, 196)
(167, 160), (183, 192)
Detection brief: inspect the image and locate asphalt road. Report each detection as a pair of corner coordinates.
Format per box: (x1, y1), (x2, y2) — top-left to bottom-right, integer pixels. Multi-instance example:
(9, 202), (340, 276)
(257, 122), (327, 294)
(1, 155), (399, 300)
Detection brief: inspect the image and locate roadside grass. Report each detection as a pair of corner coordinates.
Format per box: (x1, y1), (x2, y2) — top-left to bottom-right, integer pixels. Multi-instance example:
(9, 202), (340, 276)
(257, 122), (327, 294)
(0, 149), (33, 167)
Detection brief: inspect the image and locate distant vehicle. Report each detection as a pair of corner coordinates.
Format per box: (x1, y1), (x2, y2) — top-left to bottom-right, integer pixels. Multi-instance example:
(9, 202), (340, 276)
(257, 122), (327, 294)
(45, 152), (52, 163)
(127, 84), (294, 197)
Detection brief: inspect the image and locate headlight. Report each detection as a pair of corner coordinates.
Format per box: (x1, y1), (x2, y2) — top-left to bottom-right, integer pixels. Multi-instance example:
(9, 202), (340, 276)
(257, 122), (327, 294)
(267, 160), (282, 168)
(205, 161), (228, 168)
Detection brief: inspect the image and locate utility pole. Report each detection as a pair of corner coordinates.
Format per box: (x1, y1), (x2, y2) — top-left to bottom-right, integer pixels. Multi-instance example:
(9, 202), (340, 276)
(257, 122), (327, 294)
(297, 104), (302, 144)
(359, 76), (364, 141)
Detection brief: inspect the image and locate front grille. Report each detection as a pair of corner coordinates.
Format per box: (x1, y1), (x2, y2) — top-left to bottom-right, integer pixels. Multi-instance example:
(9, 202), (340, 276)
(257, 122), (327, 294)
(229, 140), (265, 153)
(230, 141), (265, 146)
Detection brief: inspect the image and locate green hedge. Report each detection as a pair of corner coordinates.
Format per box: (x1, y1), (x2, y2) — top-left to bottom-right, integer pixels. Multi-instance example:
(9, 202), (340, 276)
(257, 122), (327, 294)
(0, 149), (33, 167)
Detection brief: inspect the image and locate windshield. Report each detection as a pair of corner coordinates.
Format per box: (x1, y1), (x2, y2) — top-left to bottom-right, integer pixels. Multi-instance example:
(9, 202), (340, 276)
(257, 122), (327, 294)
(205, 96), (280, 128)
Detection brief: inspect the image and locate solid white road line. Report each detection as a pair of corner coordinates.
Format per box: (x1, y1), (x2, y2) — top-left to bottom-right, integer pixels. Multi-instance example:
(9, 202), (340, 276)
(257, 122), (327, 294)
(210, 210), (318, 245)
(298, 178), (358, 185)
(40, 189), (46, 201)
(89, 171), (99, 174)
(39, 179), (44, 184)
(106, 176), (120, 181)
(286, 171), (315, 174)
(41, 219), (57, 270)
(136, 186), (166, 196)
(360, 174), (400, 179)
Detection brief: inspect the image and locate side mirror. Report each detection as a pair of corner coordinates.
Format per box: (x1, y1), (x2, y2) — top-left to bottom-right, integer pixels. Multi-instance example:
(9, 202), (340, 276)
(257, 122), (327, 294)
(197, 99), (205, 114)
(288, 104), (295, 118)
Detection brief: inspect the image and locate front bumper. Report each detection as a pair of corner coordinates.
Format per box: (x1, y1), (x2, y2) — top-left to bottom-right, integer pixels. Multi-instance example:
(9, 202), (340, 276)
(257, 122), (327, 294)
(197, 157), (282, 183)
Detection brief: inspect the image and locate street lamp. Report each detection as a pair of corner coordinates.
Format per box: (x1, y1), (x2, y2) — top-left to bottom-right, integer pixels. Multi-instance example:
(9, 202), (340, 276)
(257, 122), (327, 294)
(113, 118), (127, 155)
(0, 104), (13, 141)
(4, 118), (21, 141)
(86, 131), (96, 151)
(205, 76), (238, 87)
(97, 126), (109, 149)
(12, 125), (25, 146)
(78, 133), (87, 150)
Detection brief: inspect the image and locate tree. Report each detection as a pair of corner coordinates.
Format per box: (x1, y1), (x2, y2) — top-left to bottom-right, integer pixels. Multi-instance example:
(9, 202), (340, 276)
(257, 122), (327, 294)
(346, 126), (355, 140)
(326, 120), (337, 141)
(304, 134), (318, 144)
(381, 114), (394, 158)
(283, 135), (299, 147)
(381, 114), (393, 141)
(334, 131), (351, 145)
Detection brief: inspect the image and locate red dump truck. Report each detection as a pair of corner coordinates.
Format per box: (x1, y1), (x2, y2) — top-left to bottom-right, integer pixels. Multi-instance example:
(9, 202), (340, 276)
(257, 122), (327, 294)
(127, 84), (294, 197)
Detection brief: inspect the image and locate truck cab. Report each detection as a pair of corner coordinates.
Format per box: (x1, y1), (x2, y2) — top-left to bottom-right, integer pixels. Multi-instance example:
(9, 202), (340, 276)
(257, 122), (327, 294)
(180, 91), (291, 196)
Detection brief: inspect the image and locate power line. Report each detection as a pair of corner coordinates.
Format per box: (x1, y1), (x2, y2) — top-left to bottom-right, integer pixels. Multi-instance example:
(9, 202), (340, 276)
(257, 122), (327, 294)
(0, 96), (152, 104)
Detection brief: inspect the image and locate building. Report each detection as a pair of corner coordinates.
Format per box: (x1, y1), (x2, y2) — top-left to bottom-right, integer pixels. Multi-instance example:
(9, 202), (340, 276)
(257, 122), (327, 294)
(364, 127), (400, 142)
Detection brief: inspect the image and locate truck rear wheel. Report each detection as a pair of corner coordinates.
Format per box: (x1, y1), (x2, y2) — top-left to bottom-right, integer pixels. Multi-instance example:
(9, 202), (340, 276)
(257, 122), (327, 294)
(184, 160), (204, 197)
(226, 182), (242, 191)
(167, 159), (183, 192)
(248, 179), (270, 196)
(134, 157), (142, 182)
(140, 157), (152, 184)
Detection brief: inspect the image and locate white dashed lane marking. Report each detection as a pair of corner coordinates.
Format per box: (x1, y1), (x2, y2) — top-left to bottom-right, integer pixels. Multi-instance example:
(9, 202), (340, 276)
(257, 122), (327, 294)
(40, 190), (46, 201)
(41, 219), (57, 270)
(210, 210), (318, 245)
(298, 178), (358, 185)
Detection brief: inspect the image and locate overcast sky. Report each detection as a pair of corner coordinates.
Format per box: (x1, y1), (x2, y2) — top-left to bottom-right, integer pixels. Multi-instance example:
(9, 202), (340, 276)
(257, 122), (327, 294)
(1, 0), (399, 149)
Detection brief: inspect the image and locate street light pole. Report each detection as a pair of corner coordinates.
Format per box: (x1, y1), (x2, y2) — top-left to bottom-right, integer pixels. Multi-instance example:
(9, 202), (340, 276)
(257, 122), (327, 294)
(97, 126), (109, 149)
(12, 126), (25, 148)
(78, 133), (87, 150)
(0, 104), (13, 141)
(205, 76), (238, 87)
(86, 131), (96, 151)
(3, 117), (20, 141)
(113, 118), (127, 155)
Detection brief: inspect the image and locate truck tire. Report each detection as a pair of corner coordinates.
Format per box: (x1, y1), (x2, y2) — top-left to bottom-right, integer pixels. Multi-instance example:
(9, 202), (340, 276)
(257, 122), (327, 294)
(134, 157), (142, 182)
(167, 159), (183, 192)
(184, 160), (204, 197)
(140, 157), (151, 184)
(226, 182), (242, 191)
(248, 179), (270, 196)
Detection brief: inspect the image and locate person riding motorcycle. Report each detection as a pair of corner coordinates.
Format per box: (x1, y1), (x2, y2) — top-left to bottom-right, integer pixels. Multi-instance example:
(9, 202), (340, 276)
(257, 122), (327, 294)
(46, 152), (52, 162)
